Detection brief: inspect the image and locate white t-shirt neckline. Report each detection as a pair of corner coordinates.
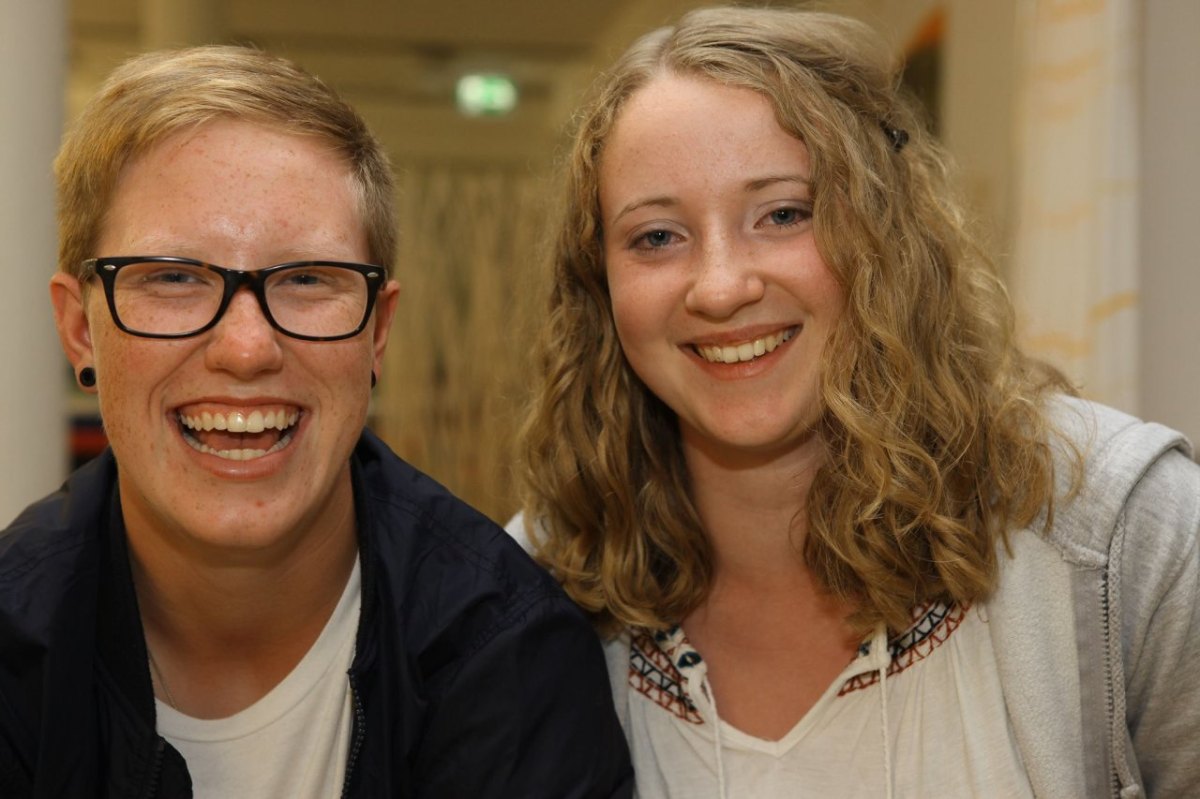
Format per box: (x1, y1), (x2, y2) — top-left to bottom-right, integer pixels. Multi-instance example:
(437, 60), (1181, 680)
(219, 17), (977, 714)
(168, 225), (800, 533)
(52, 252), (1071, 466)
(156, 557), (362, 798)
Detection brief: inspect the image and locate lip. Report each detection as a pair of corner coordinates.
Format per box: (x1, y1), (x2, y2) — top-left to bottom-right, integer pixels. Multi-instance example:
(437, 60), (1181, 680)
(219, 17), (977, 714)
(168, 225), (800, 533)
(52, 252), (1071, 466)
(686, 323), (800, 349)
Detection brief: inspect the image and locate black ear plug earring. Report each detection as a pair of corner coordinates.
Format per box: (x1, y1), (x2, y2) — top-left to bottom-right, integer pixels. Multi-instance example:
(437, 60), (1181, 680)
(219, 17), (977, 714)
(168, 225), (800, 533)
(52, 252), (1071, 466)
(370, 371), (377, 389)
(78, 367), (97, 388)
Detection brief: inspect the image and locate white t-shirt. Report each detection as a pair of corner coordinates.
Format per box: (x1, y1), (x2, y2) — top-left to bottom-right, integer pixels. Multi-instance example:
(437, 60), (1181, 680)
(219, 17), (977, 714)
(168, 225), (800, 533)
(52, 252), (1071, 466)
(156, 559), (361, 799)
(614, 601), (1034, 798)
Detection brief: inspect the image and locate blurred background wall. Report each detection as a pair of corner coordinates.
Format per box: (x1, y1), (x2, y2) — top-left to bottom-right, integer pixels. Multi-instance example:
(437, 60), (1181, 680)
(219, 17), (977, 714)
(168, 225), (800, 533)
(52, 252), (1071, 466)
(4, 0), (1197, 525)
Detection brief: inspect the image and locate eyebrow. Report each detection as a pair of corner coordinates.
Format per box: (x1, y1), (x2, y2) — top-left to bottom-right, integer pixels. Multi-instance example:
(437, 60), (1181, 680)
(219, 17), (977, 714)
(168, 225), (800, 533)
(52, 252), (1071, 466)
(745, 174), (811, 192)
(610, 174), (812, 225)
(611, 196), (677, 225)
(110, 239), (355, 263)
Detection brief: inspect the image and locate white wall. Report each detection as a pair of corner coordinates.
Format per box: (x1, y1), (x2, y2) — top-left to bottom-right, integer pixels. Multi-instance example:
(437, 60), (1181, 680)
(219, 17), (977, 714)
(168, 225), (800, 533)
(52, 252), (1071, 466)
(1140, 0), (1200, 446)
(0, 0), (68, 525)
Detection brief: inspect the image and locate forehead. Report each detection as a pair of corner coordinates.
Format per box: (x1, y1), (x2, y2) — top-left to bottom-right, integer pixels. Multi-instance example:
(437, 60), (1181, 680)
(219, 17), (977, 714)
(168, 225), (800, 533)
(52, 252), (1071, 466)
(101, 118), (366, 260)
(612, 73), (804, 155)
(599, 73), (811, 201)
(122, 118), (349, 186)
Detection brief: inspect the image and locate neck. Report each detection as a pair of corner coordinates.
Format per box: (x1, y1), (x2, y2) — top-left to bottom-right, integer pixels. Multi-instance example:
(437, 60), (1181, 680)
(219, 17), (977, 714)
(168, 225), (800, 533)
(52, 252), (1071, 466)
(682, 429), (825, 588)
(122, 475), (359, 717)
(132, 528), (358, 649)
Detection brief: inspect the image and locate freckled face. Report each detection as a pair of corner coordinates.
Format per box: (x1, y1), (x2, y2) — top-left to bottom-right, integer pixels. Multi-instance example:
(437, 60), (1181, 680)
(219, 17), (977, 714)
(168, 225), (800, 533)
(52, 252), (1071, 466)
(600, 74), (844, 467)
(86, 118), (396, 556)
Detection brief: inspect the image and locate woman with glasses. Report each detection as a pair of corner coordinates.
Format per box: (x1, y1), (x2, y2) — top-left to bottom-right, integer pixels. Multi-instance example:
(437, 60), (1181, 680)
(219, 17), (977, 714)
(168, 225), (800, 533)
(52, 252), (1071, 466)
(509, 7), (1200, 798)
(0, 46), (631, 798)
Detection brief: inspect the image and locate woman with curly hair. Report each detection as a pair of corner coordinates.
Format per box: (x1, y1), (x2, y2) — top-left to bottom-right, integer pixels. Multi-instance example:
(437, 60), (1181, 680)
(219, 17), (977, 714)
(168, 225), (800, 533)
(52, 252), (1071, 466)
(508, 6), (1200, 798)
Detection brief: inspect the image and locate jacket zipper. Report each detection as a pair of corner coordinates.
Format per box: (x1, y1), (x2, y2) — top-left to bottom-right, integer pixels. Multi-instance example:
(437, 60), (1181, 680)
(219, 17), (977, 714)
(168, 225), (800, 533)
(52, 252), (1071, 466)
(340, 673), (366, 799)
(1099, 569), (1121, 799)
(141, 737), (165, 799)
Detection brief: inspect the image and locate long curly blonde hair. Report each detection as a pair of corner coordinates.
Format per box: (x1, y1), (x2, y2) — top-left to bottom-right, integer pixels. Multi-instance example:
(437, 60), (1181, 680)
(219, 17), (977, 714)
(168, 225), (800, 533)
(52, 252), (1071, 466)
(518, 6), (1074, 636)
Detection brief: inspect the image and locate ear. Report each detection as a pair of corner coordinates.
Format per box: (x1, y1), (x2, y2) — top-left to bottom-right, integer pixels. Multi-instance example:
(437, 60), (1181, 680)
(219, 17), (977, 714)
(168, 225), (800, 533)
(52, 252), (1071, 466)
(370, 278), (401, 380)
(49, 273), (96, 384)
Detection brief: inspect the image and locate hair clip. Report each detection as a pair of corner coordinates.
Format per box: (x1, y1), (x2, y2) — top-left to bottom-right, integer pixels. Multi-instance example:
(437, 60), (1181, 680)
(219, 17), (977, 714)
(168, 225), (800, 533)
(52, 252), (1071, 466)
(880, 121), (909, 152)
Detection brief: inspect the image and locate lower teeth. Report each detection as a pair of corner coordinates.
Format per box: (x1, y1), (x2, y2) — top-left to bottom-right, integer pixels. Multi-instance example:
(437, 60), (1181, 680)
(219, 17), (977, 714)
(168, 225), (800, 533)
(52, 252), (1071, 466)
(183, 431), (293, 461)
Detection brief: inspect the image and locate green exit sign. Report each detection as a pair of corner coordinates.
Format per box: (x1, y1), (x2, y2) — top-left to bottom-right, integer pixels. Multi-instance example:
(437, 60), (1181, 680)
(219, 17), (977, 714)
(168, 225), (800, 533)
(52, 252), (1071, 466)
(456, 74), (518, 116)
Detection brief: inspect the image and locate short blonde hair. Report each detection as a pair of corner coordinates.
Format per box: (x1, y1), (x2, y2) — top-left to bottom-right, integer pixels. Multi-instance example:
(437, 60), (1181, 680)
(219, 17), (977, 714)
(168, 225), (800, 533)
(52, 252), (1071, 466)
(519, 6), (1074, 636)
(55, 45), (395, 278)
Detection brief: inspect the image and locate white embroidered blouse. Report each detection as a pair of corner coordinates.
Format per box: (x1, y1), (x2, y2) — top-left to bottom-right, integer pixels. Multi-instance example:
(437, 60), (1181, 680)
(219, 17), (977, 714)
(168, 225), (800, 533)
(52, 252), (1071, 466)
(609, 601), (1035, 799)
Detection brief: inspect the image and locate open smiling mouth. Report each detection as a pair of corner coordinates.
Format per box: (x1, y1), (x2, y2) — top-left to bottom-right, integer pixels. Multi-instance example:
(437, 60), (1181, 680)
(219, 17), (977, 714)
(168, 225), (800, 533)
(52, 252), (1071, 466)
(694, 326), (798, 365)
(178, 408), (301, 461)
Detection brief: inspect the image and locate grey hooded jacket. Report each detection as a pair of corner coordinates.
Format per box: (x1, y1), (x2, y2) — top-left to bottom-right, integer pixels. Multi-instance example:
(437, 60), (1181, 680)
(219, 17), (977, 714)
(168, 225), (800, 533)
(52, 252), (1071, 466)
(986, 396), (1199, 798)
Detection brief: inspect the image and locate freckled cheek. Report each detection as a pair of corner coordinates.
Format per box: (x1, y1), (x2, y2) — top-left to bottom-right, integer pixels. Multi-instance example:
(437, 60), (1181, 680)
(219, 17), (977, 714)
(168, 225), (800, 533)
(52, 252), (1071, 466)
(796, 245), (843, 307)
(607, 293), (638, 352)
(317, 339), (374, 380)
(94, 359), (172, 464)
(93, 330), (171, 403)
(305, 342), (375, 426)
(814, 275), (847, 324)
(609, 314), (666, 396)
(610, 280), (672, 354)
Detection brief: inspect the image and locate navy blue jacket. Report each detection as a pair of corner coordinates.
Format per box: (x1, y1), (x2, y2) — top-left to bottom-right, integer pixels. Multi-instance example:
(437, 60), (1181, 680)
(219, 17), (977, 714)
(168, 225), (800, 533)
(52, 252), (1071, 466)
(0, 431), (632, 797)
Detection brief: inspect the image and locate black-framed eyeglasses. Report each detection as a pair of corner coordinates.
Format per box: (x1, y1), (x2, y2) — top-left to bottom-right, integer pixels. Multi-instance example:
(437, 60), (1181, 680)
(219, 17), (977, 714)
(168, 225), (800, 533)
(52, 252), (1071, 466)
(81, 256), (386, 341)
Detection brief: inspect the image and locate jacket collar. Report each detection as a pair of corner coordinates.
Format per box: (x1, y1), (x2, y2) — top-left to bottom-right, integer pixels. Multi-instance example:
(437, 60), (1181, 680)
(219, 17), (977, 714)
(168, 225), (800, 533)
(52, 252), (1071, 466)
(96, 482), (157, 724)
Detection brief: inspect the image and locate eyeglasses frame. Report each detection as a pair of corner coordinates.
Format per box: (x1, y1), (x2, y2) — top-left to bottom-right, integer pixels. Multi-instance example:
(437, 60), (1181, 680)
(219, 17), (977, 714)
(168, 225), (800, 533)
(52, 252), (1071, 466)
(80, 256), (387, 342)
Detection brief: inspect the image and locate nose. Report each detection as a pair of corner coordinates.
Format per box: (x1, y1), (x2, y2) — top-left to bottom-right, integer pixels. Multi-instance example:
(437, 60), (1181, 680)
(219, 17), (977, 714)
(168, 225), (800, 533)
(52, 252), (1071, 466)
(203, 287), (285, 379)
(684, 234), (765, 319)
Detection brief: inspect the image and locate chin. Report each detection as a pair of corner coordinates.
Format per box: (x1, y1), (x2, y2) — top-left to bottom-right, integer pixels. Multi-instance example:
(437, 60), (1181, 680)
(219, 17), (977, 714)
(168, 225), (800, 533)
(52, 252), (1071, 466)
(180, 514), (307, 557)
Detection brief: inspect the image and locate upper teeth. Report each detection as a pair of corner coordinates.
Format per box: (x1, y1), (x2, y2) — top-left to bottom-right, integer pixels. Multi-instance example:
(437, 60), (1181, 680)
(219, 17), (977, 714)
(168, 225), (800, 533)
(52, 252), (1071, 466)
(697, 328), (796, 364)
(179, 409), (300, 433)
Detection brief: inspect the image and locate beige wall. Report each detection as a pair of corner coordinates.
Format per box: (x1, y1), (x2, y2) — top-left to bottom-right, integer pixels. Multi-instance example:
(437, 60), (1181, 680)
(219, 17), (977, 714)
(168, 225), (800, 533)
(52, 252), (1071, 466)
(1141, 0), (1200, 446)
(0, 0), (67, 525)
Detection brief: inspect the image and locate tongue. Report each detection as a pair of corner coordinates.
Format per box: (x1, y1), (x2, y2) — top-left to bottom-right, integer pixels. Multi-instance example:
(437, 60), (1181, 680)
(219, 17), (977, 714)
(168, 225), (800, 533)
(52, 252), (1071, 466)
(193, 429), (283, 451)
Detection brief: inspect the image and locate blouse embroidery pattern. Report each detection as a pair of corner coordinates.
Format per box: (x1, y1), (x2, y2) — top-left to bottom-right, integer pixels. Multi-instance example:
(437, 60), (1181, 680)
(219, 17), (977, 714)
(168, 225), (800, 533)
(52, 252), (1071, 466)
(628, 600), (970, 724)
(629, 629), (703, 724)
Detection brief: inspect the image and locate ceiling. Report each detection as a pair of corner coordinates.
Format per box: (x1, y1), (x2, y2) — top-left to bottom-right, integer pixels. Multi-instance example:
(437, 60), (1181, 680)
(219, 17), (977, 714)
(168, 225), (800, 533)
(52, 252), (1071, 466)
(67, 0), (756, 165)
(65, 1), (923, 166)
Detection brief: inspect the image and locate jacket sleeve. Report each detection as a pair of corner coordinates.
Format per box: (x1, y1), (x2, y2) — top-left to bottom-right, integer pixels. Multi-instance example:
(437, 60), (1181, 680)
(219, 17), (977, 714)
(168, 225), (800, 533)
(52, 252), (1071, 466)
(412, 587), (634, 798)
(1120, 449), (1200, 797)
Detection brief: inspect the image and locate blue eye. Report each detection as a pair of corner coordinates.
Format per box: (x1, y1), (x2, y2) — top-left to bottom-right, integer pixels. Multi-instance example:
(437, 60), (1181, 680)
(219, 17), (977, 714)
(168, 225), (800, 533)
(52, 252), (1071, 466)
(635, 229), (677, 249)
(281, 271), (322, 286)
(766, 206), (810, 227)
(147, 269), (204, 284)
(126, 263), (214, 288)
